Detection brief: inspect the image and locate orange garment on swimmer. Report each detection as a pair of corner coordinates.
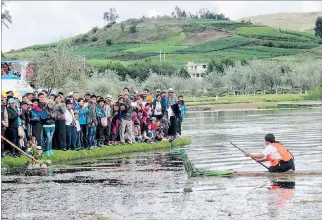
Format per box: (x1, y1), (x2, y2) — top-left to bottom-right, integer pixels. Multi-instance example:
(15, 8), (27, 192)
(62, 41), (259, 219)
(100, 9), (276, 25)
(266, 142), (293, 166)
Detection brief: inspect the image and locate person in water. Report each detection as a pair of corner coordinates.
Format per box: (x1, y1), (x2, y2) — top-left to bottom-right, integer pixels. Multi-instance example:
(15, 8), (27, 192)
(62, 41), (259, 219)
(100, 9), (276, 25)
(244, 134), (295, 173)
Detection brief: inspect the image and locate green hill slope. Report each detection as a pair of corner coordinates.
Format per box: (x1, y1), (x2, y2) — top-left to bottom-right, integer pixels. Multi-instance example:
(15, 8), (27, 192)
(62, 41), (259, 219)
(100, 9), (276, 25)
(3, 17), (321, 68)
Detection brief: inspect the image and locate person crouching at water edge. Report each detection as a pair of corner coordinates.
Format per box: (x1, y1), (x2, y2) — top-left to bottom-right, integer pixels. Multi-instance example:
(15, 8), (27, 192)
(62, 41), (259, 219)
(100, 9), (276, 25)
(244, 134), (295, 173)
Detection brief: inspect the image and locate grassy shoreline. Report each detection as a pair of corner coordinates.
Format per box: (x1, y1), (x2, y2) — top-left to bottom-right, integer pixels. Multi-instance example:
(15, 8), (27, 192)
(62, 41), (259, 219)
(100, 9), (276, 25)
(2, 137), (191, 168)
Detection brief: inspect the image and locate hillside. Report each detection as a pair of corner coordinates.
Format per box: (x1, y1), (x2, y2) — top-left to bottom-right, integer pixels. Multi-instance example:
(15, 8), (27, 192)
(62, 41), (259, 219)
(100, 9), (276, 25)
(3, 16), (321, 69)
(238, 11), (322, 32)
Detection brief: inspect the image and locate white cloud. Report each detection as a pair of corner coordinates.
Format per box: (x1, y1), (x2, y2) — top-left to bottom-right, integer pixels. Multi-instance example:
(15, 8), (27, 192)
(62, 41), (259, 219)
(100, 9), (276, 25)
(1, 1), (320, 52)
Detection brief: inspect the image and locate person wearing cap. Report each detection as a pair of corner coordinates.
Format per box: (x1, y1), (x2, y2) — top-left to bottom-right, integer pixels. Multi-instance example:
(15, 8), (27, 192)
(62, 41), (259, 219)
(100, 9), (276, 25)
(21, 101), (32, 144)
(167, 88), (177, 108)
(42, 100), (56, 156)
(53, 94), (67, 150)
(6, 98), (21, 157)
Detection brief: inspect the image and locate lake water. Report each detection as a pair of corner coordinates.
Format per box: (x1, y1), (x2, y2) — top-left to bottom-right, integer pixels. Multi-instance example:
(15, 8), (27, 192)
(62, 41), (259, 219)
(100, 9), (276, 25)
(2, 108), (322, 220)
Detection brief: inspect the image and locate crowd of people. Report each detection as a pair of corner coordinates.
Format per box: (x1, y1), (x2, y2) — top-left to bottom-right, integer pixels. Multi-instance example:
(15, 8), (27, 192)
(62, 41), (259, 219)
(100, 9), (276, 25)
(1, 88), (187, 158)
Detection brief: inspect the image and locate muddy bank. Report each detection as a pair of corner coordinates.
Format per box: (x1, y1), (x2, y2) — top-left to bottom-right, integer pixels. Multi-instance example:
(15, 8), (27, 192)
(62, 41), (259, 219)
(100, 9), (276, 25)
(188, 101), (322, 111)
(2, 137), (191, 168)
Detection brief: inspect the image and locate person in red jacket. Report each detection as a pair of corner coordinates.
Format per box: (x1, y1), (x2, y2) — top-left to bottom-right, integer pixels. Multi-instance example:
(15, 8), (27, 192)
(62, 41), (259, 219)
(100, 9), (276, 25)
(244, 134), (295, 173)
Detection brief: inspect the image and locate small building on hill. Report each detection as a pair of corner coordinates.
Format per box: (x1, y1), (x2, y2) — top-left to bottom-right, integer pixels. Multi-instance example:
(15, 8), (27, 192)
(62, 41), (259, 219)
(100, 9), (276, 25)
(186, 62), (207, 78)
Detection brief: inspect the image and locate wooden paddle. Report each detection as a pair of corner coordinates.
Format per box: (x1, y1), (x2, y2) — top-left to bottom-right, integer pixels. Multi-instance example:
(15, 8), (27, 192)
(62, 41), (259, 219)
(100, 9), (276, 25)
(1, 135), (39, 163)
(230, 142), (269, 170)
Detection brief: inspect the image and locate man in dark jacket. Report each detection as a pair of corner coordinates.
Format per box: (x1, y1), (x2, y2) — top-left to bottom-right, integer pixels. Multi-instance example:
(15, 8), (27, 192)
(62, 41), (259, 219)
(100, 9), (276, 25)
(6, 98), (20, 157)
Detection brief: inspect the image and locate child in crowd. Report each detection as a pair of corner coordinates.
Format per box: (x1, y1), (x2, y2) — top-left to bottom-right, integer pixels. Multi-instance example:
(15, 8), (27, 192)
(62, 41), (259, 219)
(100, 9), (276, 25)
(74, 110), (81, 150)
(142, 124), (155, 143)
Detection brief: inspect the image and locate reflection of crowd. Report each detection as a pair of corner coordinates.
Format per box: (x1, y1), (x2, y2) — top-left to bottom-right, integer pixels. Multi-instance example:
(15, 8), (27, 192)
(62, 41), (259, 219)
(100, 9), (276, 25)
(1, 62), (21, 77)
(1, 88), (187, 158)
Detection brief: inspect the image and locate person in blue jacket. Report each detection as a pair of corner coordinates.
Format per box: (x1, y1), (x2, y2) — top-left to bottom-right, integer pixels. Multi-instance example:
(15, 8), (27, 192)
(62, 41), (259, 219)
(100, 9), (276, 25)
(177, 95), (187, 137)
(75, 98), (89, 149)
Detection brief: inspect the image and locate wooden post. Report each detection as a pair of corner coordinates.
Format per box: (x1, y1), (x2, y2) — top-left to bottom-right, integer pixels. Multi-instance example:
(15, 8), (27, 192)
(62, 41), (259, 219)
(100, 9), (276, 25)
(1, 135), (39, 163)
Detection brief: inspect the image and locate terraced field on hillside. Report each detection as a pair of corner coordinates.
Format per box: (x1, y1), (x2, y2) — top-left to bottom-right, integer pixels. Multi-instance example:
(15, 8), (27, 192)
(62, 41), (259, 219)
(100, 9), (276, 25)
(4, 17), (321, 68)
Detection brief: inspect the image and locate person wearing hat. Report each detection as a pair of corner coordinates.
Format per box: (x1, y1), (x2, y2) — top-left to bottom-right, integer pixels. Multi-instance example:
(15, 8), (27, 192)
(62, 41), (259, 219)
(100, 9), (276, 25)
(42, 100), (56, 156)
(6, 97), (21, 157)
(167, 88), (177, 108)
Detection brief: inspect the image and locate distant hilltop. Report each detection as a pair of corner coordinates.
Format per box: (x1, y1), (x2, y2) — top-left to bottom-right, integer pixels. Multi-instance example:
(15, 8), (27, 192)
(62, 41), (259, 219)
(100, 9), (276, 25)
(238, 11), (322, 32)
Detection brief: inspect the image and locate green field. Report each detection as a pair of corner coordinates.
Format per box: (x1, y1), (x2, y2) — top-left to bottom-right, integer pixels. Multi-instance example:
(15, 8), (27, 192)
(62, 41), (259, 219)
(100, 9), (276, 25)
(3, 17), (321, 68)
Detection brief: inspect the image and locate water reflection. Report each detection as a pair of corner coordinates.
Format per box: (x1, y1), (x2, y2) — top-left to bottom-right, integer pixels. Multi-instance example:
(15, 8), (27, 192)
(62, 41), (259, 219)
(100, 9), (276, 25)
(269, 181), (295, 208)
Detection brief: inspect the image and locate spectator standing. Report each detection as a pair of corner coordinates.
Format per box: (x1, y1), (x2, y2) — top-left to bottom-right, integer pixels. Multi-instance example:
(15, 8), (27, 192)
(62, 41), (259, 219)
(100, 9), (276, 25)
(65, 99), (76, 150)
(167, 88), (177, 108)
(6, 98), (20, 157)
(53, 94), (67, 150)
(87, 95), (98, 148)
(42, 100), (56, 156)
(75, 98), (89, 149)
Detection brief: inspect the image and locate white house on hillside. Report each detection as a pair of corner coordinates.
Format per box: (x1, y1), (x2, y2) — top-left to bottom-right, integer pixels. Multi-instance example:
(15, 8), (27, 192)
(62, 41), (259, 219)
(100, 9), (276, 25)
(186, 61), (207, 78)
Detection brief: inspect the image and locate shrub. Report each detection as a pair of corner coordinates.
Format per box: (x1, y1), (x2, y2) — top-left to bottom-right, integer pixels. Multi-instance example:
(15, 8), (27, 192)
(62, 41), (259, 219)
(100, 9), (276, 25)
(106, 39), (112, 46)
(91, 26), (99, 33)
(91, 37), (98, 42)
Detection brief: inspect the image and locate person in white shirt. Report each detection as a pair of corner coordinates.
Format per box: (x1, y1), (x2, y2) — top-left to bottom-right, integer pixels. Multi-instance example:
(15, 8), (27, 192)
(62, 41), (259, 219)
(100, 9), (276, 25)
(244, 134), (295, 173)
(64, 99), (77, 150)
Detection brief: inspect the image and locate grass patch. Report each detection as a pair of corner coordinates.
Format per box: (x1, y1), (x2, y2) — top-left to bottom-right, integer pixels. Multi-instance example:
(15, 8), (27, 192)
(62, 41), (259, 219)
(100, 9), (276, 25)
(175, 36), (260, 53)
(2, 137), (191, 168)
(305, 87), (322, 100)
(235, 27), (313, 42)
(124, 33), (187, 53)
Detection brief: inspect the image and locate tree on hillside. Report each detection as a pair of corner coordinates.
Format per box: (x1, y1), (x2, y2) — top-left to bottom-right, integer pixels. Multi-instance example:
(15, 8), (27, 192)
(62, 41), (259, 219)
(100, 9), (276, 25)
(103, 8), (119, 23)
(1, 1), (12, 29)
(26, 44), (88, 94)
(171, 6), (187, 18)
(120, 23), (125, 32)
(314, 17), (322, 38)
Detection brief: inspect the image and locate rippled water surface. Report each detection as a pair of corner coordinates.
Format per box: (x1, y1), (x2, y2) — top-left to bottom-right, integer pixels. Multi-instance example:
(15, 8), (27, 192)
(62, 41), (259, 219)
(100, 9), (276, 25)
(2, 108), (322, 220)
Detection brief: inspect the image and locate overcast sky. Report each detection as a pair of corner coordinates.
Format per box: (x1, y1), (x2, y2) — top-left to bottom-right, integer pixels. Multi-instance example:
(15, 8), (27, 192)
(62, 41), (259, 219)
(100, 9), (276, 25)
(2, 1), (322, 52)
